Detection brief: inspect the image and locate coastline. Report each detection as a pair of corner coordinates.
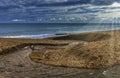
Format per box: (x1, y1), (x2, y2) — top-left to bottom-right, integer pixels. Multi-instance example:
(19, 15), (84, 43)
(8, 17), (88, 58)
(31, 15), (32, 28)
(0, 30), (111, 54)
(0, 30), (120, 78)
(0, 31), (104, 78)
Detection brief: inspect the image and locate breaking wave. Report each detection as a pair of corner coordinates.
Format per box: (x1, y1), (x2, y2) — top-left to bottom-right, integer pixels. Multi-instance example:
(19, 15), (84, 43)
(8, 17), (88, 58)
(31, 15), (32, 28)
(0, 34), (55, 39)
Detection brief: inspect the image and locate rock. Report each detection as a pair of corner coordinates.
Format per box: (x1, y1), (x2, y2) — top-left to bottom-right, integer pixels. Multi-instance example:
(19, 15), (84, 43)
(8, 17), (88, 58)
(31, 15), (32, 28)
(15, 64), (25, 67)
(89, 72), (94, 75)
(103, 71), (107, 75)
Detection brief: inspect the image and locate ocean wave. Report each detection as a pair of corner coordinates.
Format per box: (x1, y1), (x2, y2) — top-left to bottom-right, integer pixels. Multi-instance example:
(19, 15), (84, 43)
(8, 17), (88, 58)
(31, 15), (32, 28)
(0, 34), (55, 39)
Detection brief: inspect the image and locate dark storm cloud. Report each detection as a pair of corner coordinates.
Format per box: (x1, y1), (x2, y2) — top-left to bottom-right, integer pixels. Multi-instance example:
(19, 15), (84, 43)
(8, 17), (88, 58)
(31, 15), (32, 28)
(0, 0), (120, 8)
(0, 0), (120, 23)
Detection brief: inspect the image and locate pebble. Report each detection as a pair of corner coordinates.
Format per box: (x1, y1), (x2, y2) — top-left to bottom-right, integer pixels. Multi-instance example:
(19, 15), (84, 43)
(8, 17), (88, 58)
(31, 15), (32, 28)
(89, 72), (94, 75)
(103, 71), (107, 75)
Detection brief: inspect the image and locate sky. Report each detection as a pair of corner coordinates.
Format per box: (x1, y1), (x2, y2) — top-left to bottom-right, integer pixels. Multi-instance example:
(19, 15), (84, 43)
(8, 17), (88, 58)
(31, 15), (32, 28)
(0, 0), (120, 23)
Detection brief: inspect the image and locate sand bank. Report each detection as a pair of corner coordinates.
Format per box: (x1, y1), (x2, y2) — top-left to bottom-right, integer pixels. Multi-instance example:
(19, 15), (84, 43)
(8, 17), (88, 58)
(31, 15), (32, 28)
(0, 36), (105, 78)
(0, 38), (68, 54)
(0, 30), (120, 69)
(29, 30), (120, 68)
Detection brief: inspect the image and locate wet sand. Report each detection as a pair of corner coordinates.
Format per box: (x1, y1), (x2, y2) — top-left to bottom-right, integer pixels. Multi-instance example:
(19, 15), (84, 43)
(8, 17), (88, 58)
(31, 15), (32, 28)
(0, 45), (119, 78)
(0, 46), (101, 78)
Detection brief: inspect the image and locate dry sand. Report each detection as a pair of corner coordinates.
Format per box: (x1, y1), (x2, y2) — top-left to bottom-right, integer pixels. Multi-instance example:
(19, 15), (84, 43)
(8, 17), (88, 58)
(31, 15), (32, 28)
(0, 41), (108, 78)
(0, 38), (68, 54)
(0, 30), (120, 78)
(30, 30), (120, 68)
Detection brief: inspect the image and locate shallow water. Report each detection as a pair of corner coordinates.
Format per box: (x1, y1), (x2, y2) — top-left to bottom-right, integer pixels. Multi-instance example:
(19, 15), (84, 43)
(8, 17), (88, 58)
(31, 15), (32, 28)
(0, 23), (119, 39)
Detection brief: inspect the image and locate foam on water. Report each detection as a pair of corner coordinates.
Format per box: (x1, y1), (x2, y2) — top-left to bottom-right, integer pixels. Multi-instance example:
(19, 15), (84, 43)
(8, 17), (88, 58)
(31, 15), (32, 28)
(0, 34), (55, 39)
(0, 23), (119, 39)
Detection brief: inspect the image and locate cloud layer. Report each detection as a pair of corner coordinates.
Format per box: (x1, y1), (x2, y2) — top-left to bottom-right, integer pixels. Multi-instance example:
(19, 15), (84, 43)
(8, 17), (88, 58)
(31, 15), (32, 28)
(0, 0), (120, 23)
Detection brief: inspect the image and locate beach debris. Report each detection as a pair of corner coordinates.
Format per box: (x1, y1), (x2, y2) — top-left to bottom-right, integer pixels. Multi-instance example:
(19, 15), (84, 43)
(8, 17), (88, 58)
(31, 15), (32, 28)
(43, 51), (49, 59)
(89, 72), (94, 75)
(103, 71), (107, 75)
(29, 45), (35, 51)
(24, 46), (29, 49)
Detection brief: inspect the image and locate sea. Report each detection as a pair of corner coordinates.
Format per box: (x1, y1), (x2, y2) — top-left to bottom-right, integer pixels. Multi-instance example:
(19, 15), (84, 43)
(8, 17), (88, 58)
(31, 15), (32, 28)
(0, 23), (119, 39)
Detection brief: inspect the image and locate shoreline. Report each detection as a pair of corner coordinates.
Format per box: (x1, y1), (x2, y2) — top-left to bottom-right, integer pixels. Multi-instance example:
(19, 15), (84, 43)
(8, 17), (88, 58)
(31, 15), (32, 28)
(0, 30), (120, 78)
(0, 29), (118, 39)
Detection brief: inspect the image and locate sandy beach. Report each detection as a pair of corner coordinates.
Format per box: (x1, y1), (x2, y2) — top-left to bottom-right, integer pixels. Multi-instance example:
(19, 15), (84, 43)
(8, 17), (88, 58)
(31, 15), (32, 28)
(30, 30), (120, 68)
(0, 30), (120, 78)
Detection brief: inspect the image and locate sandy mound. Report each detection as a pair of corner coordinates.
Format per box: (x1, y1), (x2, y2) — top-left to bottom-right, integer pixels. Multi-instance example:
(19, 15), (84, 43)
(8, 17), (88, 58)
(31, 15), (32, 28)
(29, 30), (120, 68)
(50, 32), (111, 42)
(0, 38), (68, 54)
